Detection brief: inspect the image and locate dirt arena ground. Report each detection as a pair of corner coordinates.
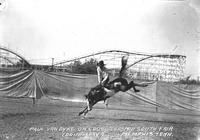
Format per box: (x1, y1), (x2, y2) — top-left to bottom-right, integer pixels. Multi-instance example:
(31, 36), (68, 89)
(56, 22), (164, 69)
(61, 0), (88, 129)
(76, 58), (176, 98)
(0, 97), (200, 140)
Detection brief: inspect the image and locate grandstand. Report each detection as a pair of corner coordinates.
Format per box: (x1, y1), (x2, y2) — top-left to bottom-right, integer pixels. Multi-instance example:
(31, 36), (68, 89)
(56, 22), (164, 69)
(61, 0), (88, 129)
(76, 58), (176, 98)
(54, 50), (186, 82)
(0, 47), (186, 82)
(2, 47), (200, 114)
(0, 46), (31, 74)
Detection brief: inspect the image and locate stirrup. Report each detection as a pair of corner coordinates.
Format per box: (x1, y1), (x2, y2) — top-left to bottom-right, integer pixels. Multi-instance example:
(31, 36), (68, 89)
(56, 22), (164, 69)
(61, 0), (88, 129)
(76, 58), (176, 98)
(103, 87), (112, 93)
(114, 82), (121, 87)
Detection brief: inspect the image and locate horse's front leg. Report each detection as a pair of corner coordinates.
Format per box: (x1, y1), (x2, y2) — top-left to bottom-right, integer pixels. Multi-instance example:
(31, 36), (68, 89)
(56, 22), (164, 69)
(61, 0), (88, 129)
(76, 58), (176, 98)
(83, 99), (92, 116)
(78, 106), (92, 116)
(104, 99), (108, 109)
(83, 108), (90, 116)
(79, 99), (90, 116)
(79, 100), (97, 116)
(78, 106), (88, 116)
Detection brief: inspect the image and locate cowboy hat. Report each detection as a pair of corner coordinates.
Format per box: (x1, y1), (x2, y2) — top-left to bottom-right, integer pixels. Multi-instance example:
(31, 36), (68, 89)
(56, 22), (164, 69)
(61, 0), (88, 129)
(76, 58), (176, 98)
(97, 60), (105, 67)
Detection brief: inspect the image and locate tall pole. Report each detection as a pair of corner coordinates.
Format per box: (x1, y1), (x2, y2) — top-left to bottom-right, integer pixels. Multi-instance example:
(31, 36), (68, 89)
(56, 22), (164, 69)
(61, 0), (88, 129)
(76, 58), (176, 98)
(155, 78), (158, 113)
(51, 58), (54, 71)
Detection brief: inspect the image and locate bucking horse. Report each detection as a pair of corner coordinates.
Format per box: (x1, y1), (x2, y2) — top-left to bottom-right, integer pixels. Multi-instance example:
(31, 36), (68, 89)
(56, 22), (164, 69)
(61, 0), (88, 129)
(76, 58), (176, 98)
(78, 56), (148, 116)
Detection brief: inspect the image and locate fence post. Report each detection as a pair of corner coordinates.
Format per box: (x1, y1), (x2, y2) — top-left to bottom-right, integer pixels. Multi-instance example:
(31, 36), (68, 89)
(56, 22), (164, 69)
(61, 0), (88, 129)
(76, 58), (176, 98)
(33, 98), (36, 106)
(155, 78), (158, 113)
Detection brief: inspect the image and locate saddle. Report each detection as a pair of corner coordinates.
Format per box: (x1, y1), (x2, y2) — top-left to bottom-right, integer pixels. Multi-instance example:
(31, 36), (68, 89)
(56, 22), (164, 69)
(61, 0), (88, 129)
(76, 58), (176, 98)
(102, 82), (121, 93)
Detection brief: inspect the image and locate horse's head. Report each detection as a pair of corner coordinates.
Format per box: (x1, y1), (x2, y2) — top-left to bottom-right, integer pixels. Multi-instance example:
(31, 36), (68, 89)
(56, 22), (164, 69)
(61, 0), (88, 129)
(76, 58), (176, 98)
(85, 85), (105, 110)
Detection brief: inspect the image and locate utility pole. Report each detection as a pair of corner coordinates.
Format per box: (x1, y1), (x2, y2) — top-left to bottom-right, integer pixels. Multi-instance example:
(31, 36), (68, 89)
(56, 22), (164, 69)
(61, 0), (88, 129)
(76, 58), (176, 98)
(51, 58), (54, 71)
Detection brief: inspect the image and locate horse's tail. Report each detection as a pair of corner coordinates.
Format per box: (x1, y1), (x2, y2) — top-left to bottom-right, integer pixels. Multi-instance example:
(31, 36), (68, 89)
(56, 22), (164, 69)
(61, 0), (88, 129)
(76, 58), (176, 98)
(119, 55), (128, 77)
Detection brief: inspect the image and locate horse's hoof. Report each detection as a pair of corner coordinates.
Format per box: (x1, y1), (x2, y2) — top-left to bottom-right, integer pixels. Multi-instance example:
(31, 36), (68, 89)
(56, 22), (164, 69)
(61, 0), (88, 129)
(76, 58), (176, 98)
(78, 112), (82, 116)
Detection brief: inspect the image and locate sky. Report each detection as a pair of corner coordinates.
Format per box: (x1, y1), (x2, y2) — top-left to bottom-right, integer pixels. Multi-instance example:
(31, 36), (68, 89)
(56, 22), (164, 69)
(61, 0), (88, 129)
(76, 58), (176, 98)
(0, 0), (200, 77)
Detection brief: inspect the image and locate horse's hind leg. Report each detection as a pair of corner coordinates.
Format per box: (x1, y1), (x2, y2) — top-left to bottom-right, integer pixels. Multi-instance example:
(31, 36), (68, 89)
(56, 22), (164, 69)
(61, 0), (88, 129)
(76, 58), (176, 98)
(132, 82), (140, 92)
(126, 81), (140, 92)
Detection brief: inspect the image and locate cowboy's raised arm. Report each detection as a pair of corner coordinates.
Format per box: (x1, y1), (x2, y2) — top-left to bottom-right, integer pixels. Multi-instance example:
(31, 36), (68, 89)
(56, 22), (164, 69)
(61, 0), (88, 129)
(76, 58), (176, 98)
(97, 66), (102, 84)
(101, 73), (109, 84)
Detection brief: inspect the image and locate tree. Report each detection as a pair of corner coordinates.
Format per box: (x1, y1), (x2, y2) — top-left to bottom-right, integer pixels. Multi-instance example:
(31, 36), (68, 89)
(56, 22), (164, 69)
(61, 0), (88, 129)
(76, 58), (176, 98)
(70, 58), (97, 74)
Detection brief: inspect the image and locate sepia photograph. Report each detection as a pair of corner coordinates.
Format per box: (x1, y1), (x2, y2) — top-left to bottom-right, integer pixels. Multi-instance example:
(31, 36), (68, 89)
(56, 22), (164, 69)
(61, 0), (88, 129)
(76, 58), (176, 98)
(0, 0), (200, 139)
